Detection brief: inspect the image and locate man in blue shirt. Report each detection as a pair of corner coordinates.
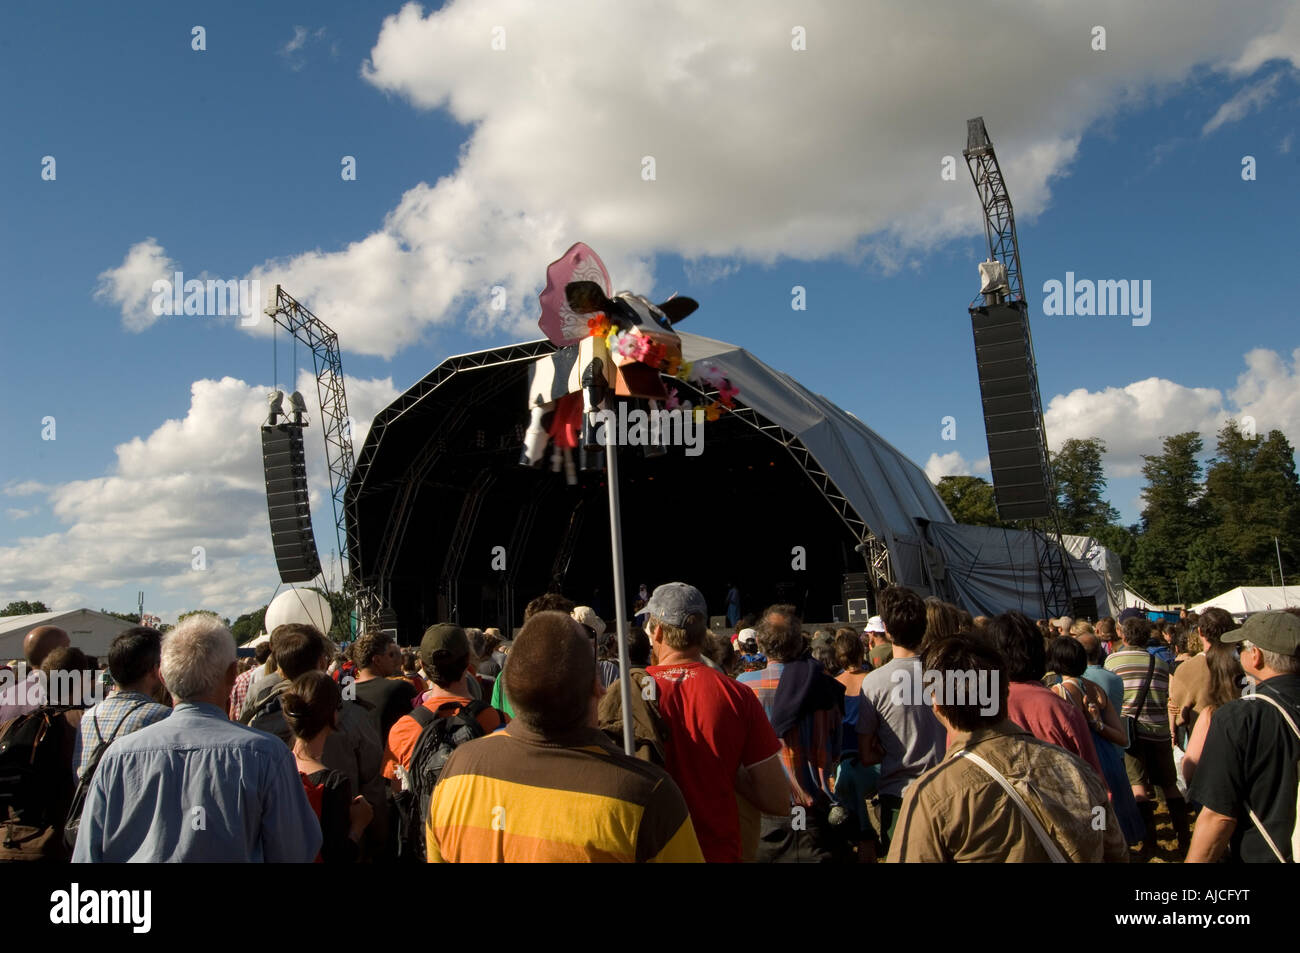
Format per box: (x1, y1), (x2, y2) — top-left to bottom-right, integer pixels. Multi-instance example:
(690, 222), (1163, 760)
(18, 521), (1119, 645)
(72, 615), (321, 863)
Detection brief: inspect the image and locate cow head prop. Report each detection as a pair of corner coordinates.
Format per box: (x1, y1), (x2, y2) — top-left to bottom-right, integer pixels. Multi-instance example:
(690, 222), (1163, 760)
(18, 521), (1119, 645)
(521, 242), (734, 483)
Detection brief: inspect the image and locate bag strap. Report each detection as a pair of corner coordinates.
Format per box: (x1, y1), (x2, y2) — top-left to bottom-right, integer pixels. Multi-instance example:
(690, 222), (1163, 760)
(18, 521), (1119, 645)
(82, 700), (150, 783)
(1242, 692), (1300, 863)
(1245, 690), (1300, 739)
(1131, 653), (1156, 721)
(957, 749), (1067, 863)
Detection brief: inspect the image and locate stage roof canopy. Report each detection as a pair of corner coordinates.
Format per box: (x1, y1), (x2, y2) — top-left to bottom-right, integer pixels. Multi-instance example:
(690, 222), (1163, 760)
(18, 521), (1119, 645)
(350, 331), (956, 598)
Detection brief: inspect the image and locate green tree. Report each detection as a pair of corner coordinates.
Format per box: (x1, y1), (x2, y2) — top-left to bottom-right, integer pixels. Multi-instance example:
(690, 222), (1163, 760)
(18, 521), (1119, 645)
(1050, 437), (1120, 536)
(1129, 432), (1207, 604)
(230, 606), (268, 645)
(99, 609), (141, 624)
(307, 587), (356, 644)
(934, 476), (1009, 527)
(176, 609), (233, 628)
(1195, 422), (1300, 594)
(2, 600), (51, 616)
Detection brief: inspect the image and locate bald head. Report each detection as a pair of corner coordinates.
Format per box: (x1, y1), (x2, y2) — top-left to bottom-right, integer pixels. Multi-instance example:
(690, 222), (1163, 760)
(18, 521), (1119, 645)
(1075, 632), (1102, 665)
(504, 611), (597, 733)
(24, 626), (69, 668)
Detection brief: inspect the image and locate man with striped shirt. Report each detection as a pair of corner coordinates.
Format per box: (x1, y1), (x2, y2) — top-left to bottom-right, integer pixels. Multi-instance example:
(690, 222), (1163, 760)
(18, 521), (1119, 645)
(1105, 611), (1190, 855)
(426, 611), (703, 863)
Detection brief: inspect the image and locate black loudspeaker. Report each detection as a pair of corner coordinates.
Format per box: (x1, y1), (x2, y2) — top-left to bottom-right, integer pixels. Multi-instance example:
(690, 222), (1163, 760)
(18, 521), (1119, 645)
(842, 571), (872, 625)
(261, 424), (322, 583)
(1069, 596), (1098, 622)
(970, 301), (1052, 521)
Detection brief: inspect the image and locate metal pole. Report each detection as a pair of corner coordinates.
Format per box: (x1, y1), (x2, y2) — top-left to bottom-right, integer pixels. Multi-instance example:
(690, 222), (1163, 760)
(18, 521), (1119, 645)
(1276, 536), (1288, 605)
(605, 423), (635, 756)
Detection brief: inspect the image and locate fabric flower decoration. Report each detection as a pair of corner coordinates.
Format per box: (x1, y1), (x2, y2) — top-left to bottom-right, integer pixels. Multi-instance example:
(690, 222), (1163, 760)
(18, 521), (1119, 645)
(705, 401), (723, 422)
(664, 386), (680, 411)
(643, 340), (666, 368)
(587, 313), (611, 337)
(717, 379), (740, 407)
(675, 360), (693, 381)
(696, 364), (727, 390)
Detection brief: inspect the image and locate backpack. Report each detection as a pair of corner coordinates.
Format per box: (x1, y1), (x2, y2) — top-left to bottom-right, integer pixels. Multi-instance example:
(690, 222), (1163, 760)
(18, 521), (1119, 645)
(1244, 692), (1300, 863)
(0, 707), (80, 860)
(63, 700), (148, 851)
(392, 699), (492, 862)
(597, 669), (669, 766)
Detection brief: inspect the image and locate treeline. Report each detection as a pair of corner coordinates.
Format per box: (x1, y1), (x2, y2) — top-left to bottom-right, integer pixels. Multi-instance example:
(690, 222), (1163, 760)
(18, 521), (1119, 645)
(936, 421), (1300, 606)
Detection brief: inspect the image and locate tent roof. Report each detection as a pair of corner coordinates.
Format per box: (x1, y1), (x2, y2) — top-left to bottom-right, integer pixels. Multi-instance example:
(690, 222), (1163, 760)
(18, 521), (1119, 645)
(677, 332), (954, 547)
(351, 331), (955, 591)
(1191, 586), (1300, 615)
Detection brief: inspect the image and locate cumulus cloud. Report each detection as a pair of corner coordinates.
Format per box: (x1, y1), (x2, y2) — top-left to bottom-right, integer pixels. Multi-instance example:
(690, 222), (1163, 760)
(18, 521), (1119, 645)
(93, 238), (176, 332)
(1202, 72), (1283, 135)
(925, 451), (971, 483)
(215, 0), (1294, 357)
(0, 374), (399, 621)
(1044, 347), (1300, 477)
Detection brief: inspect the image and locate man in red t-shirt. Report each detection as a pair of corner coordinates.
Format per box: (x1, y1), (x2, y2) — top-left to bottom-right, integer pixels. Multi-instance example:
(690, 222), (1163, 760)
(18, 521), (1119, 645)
(642, 583), (787, 862)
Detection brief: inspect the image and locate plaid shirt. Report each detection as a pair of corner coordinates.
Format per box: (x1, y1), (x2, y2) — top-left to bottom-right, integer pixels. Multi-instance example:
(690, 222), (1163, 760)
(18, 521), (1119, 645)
(74, 690), (172, 779)
(229, 666), (257, 721)
(738, 662), (841, 808)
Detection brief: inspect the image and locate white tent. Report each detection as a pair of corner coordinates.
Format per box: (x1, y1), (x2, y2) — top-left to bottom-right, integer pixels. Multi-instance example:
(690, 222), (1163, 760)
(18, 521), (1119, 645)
(0, 609), (137, 660)
(924, 523), (1118, 619)
(1191, 586), (1299, 617)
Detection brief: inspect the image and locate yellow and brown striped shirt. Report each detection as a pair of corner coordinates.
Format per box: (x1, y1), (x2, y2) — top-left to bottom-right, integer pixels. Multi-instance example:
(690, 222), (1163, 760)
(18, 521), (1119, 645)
(426, 722), (704, 863)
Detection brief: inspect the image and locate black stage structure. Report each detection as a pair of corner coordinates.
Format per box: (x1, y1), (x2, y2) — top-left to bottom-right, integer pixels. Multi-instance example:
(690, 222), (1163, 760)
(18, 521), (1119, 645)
(347, 333), (956, 642)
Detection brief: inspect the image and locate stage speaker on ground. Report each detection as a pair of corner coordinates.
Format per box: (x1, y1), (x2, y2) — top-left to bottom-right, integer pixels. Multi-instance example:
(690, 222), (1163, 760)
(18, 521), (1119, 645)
(969, 300), (1053, 521)
(1069, 596), (1098, 622)
(262, 423), (322, 584)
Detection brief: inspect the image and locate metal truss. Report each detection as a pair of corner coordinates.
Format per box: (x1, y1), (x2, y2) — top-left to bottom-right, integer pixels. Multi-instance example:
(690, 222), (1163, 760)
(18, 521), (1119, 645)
(349, 340), (557, 623)
(672, 377), (893, 585)
(963, 118), (1072, 614)
(440, 470), (498, 622)
(265, 286), (354, 591)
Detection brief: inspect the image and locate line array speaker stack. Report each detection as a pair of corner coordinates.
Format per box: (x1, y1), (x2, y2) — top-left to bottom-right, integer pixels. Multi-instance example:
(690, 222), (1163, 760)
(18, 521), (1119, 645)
(842, 571), (872, 623)
(262, 424), (322, 583)
(969, 300), (1053, 521)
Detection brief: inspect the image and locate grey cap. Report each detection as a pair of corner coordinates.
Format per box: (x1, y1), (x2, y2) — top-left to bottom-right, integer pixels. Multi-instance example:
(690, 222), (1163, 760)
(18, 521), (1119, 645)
(1222, 611), (1300, 657)
(643, 582), (708, 627)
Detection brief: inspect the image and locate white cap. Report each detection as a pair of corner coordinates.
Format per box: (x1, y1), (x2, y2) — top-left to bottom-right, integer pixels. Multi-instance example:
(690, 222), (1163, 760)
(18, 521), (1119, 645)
(736, 627), (758, 649)
(866, 615), (886, 634)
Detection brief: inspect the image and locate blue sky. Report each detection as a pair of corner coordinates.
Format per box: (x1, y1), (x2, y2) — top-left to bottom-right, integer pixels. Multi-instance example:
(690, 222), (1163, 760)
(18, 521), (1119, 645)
(1, 0), (1298, 622)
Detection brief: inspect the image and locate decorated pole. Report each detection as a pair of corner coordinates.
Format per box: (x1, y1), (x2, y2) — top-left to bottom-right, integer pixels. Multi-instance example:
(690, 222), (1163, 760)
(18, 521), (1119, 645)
(604, 425), (636, 756)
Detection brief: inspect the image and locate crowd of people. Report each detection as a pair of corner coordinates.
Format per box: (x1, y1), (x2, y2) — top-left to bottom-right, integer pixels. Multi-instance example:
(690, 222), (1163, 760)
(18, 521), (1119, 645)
(1, 584), (1297, 864)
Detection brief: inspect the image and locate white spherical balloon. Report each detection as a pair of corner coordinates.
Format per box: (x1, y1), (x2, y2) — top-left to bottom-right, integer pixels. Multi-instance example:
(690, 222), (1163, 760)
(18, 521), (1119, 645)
(264, 588), (332, 637)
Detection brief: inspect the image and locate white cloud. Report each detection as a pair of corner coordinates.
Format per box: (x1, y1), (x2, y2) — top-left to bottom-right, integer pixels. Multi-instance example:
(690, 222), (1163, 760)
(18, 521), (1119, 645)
(93, 238), (176, 332)
(191, 0), (1291, 358)
(1044, 348), (1300, 477)
(280, 26), (330, 71)
(3, 481), (48, 497)
(0, 374), (399, 621)
(1228, 2), (1300, 73)
(1202, 72), (1283, 135)
(925, 451), (973, 483)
